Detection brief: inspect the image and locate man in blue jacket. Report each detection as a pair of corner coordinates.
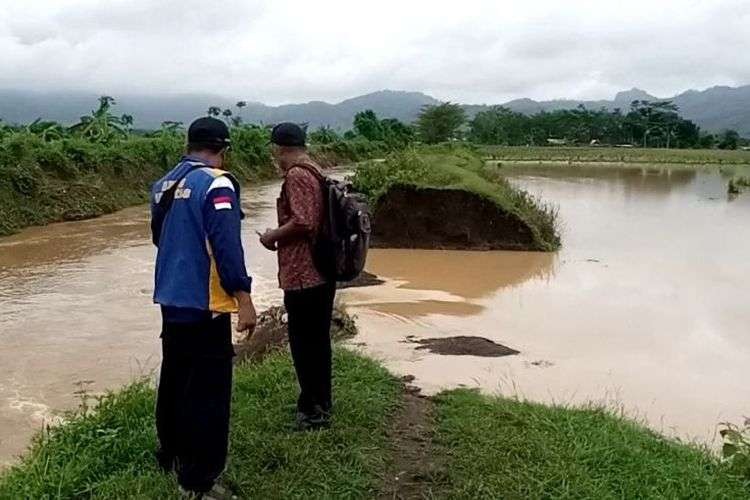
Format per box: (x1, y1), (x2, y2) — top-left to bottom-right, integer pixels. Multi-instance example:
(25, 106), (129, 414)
(150, 117), (256, 497)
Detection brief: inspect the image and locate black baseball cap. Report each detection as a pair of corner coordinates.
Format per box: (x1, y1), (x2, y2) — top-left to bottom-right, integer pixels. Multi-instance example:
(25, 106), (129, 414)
(188, 117), (231, 147)
(270, 122), (306, 147)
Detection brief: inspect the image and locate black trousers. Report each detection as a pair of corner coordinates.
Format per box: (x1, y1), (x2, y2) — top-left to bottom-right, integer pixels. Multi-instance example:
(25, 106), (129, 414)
(155, 314), (234, 494)
(284, 282), (336, 415)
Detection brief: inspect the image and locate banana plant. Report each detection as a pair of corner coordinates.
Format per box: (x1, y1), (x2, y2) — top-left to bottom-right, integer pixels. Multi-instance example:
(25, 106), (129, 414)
(26, 119), (67, 141)
(69, 96), (128, 143)
(151, 120), (184, 138)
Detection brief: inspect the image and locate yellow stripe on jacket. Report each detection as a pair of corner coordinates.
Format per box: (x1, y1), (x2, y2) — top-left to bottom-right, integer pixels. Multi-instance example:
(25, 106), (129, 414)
(207, 240), (239, 313)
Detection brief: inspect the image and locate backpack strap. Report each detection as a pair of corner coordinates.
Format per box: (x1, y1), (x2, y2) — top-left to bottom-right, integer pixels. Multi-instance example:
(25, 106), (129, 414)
(288, 162), (326, 183)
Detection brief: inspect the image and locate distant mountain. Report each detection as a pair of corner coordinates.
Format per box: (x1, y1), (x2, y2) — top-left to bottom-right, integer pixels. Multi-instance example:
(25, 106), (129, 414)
(479, 86), (750, 137)
(0, 89), (439, 131)
(0, 86), (748, 136)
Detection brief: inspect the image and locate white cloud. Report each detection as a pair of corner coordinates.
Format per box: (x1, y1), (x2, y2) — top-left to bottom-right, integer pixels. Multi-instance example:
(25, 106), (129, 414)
(0, 0), (747, 104)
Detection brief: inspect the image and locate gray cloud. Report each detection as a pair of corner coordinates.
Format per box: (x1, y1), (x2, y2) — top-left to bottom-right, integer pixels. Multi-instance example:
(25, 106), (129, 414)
(0, 0), (748, 104)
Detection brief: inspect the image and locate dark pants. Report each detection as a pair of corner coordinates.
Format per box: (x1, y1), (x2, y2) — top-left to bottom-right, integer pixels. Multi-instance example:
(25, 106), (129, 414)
(284, 282), (336, 415)
(155, 314), (234, 494)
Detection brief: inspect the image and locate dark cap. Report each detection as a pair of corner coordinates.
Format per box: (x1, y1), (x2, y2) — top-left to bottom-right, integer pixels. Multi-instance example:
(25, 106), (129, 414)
(188, 117), (231, 147)
(270, 122), (306, 147)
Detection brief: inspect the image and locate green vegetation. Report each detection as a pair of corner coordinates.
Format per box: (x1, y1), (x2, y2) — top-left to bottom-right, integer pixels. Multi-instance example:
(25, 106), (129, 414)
(350, 110), (415, 147)
(0, 97), (274, 236)
(728, 176), (750, 194)
(469, 100), (741, 149)
(408, 98), (746, 149)
(0, 349), (400, 499)
(352, 146), (561, 250)
(3, 94), (748, 237)
(306, 110), (415, 164)
(0, 99), (403, 236)
(416, 102), (467, 144)
(433, 389), (749, 498)
(2, 348), (747, 499)
(721, 421), (750, 482)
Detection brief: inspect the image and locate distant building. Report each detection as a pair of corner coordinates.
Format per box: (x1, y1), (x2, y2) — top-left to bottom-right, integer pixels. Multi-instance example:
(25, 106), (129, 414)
(546, 138), (567, 146)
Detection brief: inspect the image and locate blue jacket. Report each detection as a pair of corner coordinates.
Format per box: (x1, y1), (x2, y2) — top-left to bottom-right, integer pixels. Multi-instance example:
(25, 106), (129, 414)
(151, 156), (252, 322)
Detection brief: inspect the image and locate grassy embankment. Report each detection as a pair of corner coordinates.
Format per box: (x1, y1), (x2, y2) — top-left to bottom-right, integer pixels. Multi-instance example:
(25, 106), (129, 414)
(484, 146), (750, 194)
(0, 126), (391, 237)
(1, 345), (748, 498)
(482, 145), (750, 165)
(352, 146), (561, 251)
(0, 127), (277, 237)
(435, 390), (749, 498)
(0, 349), (400, 499)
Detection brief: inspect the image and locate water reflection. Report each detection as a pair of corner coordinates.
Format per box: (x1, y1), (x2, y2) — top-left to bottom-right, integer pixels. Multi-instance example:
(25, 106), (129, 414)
(346, 249), (557, 318)
(494, 163), (700, 195)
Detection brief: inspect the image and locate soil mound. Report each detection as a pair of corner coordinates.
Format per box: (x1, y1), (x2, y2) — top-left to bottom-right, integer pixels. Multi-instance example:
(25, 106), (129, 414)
(337, 271), (385, 289)
(413, 336), (519, 357)
(234, 306), (356, 363)
(371, 185), (537, 250)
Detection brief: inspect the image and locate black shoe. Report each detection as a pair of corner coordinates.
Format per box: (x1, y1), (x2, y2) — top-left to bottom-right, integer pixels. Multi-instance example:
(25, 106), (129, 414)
(295, 405), (331, 431)
(179, 483), (238, 500)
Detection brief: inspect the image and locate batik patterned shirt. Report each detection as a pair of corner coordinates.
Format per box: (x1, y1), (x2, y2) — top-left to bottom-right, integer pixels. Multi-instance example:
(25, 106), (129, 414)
(276, 161), (327, 291)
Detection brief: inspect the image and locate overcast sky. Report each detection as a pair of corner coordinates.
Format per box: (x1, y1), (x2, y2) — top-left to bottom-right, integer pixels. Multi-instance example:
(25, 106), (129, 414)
(0, 0), (748, 105)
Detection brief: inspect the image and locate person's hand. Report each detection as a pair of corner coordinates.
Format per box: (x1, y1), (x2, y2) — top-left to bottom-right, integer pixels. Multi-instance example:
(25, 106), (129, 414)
(236, 292), (257, 335)
(259, 229), (277, 251)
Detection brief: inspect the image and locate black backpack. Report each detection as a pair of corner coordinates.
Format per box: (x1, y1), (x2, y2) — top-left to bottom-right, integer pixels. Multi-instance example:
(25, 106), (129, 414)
(292, 164), (371, 282)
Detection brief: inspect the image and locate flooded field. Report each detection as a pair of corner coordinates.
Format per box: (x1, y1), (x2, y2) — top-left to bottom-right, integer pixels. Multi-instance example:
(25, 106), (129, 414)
(343, 165), (750, 445)
(0, 165), (748, 464)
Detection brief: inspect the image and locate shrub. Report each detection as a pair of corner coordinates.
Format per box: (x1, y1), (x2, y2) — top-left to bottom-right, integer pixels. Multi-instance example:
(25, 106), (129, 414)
(721, 420), (750, 481)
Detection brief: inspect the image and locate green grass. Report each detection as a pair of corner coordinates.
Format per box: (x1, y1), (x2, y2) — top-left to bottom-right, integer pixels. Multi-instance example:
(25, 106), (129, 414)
(432, 389), (749, 499)
(0, 349), (400, 499)
(351, 146), (561, 250)
(2, 350), (747, 499)
(482, 145), (750, 165)
(0, 130), (393, 237)
(0, 132), (276, 237)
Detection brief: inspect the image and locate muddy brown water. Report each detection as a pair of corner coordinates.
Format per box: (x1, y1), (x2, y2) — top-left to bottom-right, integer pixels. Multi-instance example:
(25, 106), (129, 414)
(343, 165), (750, 447)
(0, 165), (748, 465)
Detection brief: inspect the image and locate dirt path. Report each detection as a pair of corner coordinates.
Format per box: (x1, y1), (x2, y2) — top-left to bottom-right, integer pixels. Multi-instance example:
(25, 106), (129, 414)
(378, 377), (442, 499)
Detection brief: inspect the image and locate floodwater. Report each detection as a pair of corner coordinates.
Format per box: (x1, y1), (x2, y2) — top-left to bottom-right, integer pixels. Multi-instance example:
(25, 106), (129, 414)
(0, 179), (286, 466)
(0, 165), (748, 465)
(342, 165), (750, 446)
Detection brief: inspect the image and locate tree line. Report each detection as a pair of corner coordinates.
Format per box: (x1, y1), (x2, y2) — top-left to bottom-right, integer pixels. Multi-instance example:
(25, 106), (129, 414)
(307, 101), (745, 150)
(410, 101), (745, 149)
(2, 96), (746, 151)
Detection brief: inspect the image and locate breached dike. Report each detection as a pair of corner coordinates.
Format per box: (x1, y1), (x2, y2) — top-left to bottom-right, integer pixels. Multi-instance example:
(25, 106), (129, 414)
(371, 185), (540, 251)
(352, 148), (561, 252)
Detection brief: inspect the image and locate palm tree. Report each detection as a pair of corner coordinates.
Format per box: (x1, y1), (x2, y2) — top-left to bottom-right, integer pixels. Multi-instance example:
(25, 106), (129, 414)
(234, 101), (248, 127)
(120, 114), (134, 131)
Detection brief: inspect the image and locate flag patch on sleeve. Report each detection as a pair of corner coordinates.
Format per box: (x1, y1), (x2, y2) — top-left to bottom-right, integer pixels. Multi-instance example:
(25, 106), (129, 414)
(213, 196), (233, 210)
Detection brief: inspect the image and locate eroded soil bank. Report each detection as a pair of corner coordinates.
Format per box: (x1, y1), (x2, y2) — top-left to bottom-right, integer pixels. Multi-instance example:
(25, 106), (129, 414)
(371, 185), (539, 250)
